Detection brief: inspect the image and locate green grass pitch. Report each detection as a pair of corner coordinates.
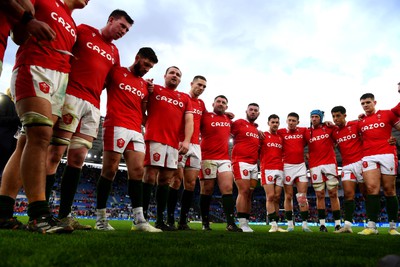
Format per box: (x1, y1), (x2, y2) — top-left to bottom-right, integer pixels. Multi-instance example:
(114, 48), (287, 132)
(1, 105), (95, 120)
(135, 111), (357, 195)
(0, 217), (399, 267)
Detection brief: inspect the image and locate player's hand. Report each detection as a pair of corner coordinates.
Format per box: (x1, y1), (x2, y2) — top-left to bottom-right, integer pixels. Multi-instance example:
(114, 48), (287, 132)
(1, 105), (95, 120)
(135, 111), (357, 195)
(225, 112), (235, 120)
(324, 121), (334, 127)
(258, 130), (265, 140)
(27, 19), (56, 41)
(178, 141), (190, 155)
(388, 136), (397, 146)
(146, 79), (154, 93)
(358, 113), (366, 121)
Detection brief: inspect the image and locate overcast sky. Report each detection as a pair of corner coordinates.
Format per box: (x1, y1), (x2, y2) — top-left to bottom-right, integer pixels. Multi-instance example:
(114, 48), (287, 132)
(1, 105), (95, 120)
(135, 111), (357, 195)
(1, 0), (400, 129)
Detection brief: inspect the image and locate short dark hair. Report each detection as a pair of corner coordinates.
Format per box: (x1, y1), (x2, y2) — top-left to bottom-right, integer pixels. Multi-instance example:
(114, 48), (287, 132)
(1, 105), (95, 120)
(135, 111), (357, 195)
(331, 106), (346, 114)
(193, 75), (206, 82)
(109, 9), (134, 25)
(214, 95), (228, 102)
(248, 103), (259, 108)
(268, 114), (279, 121)
(287, 112), (299, 120)
(360, 93), (375, 101)
(137, 47), (158, 63)
(165, 66), (180, 75)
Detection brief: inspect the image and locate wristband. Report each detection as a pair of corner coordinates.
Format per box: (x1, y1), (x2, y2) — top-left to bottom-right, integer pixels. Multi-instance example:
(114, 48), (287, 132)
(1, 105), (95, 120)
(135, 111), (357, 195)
(21, 11), (34, 24)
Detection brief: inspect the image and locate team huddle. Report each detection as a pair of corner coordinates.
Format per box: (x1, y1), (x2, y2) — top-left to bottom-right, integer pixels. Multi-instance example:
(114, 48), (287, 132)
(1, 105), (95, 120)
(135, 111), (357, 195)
(0, 0), (399, 235)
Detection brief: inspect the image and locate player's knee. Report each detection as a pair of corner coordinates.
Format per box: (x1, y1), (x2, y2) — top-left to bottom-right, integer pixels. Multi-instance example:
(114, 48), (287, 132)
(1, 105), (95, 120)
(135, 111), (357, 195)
(328, 189), (338, 199)
(184, 180), (196, 191)
(50, 136), (70, 147)
(20, 111), (53, 129)
(296, 193), (308, 207)
(70, 136), (92, 150)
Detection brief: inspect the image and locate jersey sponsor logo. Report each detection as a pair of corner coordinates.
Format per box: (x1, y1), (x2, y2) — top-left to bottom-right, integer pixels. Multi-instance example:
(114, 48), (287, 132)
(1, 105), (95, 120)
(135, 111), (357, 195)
(118, 83), (145, 99)
(205, 168), (211, 175)
(308, 134), (330, 143)
(284, 134), (303, 140)
(39, 82), (50, 94)
(62, 113), (73, 125)
(50, 12), (76, 39)
(153, 152), (160, 162)
(266, 142), (282, 148)
(86, 42), (115, 64)
(193, 108), (203, 115)
(312, 174), (317, 181)
(285, 176), (291, 182)
(336, 133), (358, 144)
(360, 122), (386, 132)
(242, 169), (249, 176)
(117, 138), (125, 148)
(155, 95), (184, 107)
(246, 132), (259, 139)
(211, 121), (230, 127)
(267, 175), (273, 182)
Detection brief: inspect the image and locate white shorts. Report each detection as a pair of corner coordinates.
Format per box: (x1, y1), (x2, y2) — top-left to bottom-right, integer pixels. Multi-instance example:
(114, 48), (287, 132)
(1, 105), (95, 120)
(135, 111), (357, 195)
(57, 94), (100, 138)
(232, 162), (259, 181)
(309, 163), (338, 184)
(362, 154), (397, 175)
(144, 141), (178, 169)
(341, 160), (364, 183)
(200, 160), (232, 180)
(11, 65), (68, 118)
(178, 143), (201, 169)
(103, 126), (145, 154)
(261, 169), (284, 187)
(283, 163), (308, 185)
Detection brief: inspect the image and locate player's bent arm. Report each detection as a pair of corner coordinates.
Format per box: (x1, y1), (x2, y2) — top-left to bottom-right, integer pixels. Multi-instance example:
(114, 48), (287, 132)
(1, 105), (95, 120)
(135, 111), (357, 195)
(0, 0), (34, 21)
(179, 113), (194, 154)
(141, 101), (147, 126)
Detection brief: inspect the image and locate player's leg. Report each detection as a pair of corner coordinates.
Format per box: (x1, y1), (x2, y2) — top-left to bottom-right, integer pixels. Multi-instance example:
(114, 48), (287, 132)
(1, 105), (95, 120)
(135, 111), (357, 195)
(142, 165), (159, 220)
(58, 132), (93, 220)
(0, 135), (24, 229)
(358, 168), (380, 235)
(155, 168), (176, 231)
(336, 180), (356, 233)
(199, 178), (215, 230)
(93, 150), (120, 231)
(313, 183), (327, 232)
(283, 184), (294, 231)
(218, 170), (242, 232)
(326, 175), (341, 231)
(296, 180), (312, 232)
(166, 168), (182, 229)
(178, 168), (199, 230)
(45, 126), (72, 202)
(382, 174), (399, 235)
(263, 183), (279, 232)
(273, 182), (287, 232)
(125, 146), (161, 233)
(235, 178), (252, 231)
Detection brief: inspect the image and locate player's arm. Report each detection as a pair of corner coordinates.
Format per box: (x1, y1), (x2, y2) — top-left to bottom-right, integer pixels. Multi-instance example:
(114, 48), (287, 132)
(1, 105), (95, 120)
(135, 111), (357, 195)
(179, 112), (194, 155)
(5, 0), (56, 44)
(141, 101), (148, 126)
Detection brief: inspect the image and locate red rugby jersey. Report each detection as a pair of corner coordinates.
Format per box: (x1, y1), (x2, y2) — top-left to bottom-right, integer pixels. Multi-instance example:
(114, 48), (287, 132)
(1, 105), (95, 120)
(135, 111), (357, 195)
(358, 110), (400, 157)
(260, 131), (283, 170)
(332, 121), (363, 166)
(200, 112), (231, 160)
(305, 124), (337, 168)
(14, 0), (77, 73)
(66, 24), (120, 108)
(231, 119), (259, 164)
(144, 85), (193, 149)
(178, 93), (206, 144)
(277, 127), (307, 164)
(103, 66), (148, 132)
